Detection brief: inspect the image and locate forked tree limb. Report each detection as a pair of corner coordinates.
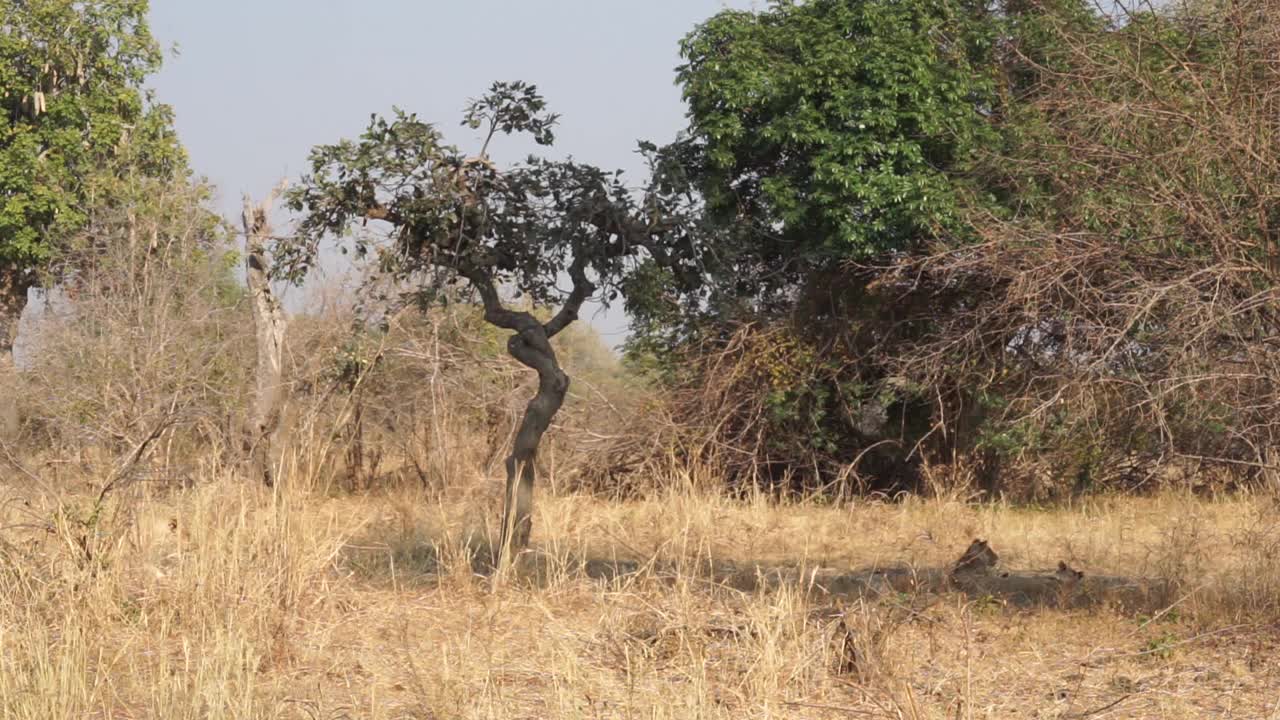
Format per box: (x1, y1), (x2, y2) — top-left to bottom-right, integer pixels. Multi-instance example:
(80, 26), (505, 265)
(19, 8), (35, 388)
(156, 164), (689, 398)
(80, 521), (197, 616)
(459, 255), (594, 563)
(544, 254), (594, 338)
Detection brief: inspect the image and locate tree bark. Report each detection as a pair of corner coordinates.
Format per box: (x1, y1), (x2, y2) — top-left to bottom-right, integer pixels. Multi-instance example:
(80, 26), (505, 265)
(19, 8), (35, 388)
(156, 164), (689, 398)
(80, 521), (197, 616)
(499, 324), (570, 556)
(242, 186), (289, 486)
(462, 259), (593, 564)
(0, 318), (19, 440)
(0, 270), (30, 440)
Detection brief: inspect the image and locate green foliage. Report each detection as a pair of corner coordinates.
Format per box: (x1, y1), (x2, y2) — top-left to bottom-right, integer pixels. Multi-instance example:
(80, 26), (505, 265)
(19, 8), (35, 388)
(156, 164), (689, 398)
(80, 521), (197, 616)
(329, 332), (381, 391)
(676, 0), (1000, 270)
(622, 0), (1019, 491)
(284, 83), (653, 310)
(1141, 630), (1179, 661)
(0, 0), (184, 306)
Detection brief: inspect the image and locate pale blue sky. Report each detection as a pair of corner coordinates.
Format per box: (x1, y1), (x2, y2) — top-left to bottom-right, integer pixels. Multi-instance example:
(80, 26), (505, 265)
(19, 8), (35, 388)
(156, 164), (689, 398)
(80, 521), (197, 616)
(145, 0), (755, 344)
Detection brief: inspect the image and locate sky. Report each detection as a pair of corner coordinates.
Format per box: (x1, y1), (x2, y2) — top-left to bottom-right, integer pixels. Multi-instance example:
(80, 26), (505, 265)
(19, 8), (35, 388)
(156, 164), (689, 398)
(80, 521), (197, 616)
(142, 0), (756, 347)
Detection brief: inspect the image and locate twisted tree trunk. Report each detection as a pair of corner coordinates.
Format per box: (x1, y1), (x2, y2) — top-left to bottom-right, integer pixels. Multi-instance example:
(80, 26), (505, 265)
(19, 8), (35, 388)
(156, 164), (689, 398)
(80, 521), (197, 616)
(499, 324), (570, 554)
(462, 260), (592, 565)
(242, 186), (288, 486)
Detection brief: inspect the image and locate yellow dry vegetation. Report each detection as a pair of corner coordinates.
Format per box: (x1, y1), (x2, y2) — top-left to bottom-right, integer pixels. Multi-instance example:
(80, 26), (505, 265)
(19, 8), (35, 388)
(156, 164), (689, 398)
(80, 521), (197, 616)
(1, 452), (1278, 719)
(4, 252), (1278, 717)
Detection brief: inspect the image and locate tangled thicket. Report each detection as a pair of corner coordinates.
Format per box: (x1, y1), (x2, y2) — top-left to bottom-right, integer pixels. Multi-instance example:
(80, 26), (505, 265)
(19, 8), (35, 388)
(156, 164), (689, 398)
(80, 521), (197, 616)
(894, 0), (1280, 495)
(611, 0), (1280, 500)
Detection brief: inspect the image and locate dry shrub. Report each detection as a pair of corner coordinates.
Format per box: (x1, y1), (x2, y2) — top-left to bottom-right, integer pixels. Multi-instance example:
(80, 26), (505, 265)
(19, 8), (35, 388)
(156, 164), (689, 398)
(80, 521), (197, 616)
(585, 303), (954, 499)
(0, 171), (626, 508)
(873, 0), (1280, 498)
(8, 183), (637, 501)
(581, 324), (888, 497)
(268, 296), (644, 496)
(15, 180), (250, 481)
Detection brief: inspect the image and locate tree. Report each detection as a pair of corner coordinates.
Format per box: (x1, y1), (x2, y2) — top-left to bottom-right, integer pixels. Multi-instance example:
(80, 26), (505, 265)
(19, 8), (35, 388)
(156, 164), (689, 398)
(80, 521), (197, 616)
(668, 0), (1001, 312)
(280, 82), (692, 559)
(618, 0), (1009, 492)
(0, 0), (184, 354)
(242, 183), (289, 487)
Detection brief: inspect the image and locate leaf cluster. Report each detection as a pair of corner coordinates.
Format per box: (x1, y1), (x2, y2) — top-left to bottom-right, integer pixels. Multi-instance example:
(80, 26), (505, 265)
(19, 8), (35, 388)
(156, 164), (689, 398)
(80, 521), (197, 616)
(675, 0), (1001, 271)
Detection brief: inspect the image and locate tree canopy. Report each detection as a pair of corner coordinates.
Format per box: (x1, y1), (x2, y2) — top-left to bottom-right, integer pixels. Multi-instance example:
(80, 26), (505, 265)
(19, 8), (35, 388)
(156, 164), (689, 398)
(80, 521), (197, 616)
(671, 0), (1001, 304)
(0, 0), (184, 320)
(281, 82), (701, 318)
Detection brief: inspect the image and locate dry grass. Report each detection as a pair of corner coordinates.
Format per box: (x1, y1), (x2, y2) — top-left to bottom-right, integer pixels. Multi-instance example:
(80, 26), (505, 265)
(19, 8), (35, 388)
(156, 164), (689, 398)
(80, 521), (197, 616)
(1, 450), (1278, 719)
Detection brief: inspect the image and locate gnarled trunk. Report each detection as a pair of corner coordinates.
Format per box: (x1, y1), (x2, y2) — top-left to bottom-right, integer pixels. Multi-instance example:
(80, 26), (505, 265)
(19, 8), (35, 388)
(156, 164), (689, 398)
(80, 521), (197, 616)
(499, 324), (570, 557)
(242, 187), (288, 486)
(462, 261), (592, 566)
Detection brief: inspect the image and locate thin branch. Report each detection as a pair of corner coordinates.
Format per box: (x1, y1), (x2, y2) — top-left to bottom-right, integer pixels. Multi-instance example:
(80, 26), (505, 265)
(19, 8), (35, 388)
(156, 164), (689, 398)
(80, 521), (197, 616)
(545, 251), (595, 338)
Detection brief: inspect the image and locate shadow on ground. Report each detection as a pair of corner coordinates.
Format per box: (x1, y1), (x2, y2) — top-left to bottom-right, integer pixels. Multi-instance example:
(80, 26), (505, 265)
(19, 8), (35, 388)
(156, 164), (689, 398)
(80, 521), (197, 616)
(340, 533), (1174, 613)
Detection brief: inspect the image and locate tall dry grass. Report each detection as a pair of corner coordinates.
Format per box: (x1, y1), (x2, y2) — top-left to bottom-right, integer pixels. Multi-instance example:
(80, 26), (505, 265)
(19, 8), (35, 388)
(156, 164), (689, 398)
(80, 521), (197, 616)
(1, 447), (1279, 717)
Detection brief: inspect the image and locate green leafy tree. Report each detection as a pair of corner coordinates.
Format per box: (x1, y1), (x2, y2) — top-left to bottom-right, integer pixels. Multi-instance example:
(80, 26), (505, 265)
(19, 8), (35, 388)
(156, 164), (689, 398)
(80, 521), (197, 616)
(669, 0), (1001, 308)
(0, 0), (185, 352)
(619, 0), (1011, 492)
(281, 82), (691, 557)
